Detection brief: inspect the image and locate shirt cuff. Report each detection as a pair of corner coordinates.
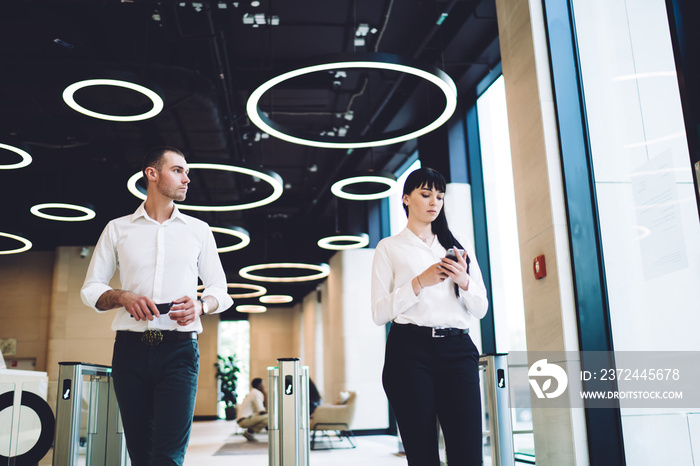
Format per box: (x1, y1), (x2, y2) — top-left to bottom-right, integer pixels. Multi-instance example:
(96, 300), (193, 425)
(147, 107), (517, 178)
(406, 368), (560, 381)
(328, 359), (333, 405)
(81, 284), (114, 312)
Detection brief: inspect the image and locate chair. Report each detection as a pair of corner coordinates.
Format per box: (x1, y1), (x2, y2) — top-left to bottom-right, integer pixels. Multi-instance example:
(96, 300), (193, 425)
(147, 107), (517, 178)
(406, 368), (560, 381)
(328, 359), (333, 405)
(309, 391), (357, 450)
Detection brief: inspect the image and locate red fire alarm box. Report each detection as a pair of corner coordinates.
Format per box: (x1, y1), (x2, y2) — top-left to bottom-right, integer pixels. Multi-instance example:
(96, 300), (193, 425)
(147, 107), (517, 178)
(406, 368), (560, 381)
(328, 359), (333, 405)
(533, 255), (546, 280)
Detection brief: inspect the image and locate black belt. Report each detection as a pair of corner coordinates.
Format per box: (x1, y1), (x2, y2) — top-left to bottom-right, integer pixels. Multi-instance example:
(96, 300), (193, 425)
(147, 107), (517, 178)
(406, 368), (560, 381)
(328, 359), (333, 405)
(393, 323), (469, 338)
(116, 330), (197, 347)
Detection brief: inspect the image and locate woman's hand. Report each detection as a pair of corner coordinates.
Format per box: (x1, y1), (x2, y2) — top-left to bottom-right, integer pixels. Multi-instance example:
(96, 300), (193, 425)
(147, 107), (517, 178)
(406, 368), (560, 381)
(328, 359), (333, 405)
(412, 262), (449, 295)
(439, 250), (470, 290)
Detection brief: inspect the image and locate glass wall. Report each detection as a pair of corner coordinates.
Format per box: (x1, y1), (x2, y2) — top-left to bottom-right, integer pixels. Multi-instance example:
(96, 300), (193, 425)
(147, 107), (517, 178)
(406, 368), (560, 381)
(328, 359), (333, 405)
(475, 75), (532, 460)
(389, 158), (421, 236)
(218, 320), (251, 418)
(572, 0), (700, 463)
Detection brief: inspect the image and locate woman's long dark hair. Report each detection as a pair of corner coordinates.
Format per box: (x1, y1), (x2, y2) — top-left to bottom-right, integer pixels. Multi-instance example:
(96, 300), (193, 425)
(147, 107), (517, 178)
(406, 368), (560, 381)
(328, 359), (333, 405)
(403, 167), (468, 297)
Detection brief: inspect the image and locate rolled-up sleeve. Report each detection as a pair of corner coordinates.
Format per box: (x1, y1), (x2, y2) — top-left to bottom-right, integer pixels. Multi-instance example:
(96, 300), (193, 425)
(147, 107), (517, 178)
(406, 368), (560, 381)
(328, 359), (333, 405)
(81, 224), (117, 312)
(371, 241), (420, 326)
(198, 227), (233, 313)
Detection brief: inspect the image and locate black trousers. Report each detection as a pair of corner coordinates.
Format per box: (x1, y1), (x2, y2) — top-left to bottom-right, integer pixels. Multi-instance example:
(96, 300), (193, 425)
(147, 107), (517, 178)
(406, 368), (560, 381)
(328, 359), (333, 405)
(383, 323), (482, 466)
(112, 337), (200, 466)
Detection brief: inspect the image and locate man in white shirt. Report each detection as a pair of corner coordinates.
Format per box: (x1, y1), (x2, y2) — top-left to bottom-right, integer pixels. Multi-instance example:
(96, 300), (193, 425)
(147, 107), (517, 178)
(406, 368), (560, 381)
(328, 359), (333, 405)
(237, 378), (268, 441)
(81, 146), (233, 466)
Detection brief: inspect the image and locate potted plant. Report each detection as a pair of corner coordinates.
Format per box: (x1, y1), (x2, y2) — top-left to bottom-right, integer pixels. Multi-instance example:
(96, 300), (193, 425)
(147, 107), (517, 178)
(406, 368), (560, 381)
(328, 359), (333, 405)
(215, 355), (240, 420)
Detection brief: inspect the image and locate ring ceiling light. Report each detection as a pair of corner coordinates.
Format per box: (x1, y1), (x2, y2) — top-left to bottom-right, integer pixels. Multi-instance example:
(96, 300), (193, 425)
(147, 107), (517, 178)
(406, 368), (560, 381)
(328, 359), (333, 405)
(246, 53), (457, 149)
(211, 226), (250, 252)
(239, 263), (330, 283)
(331, 173), (399, 200)
(318, 233), (369, 250)
(197, 283), (267, 299)
(127, 163), (283, 211)
(63, 78), (164, 122)
(237, 305), (267, 313)
(260, 295), (294, 304)
(0, 143), (32, 169)
(30, 203), (96, 222)
(0, 232), (32, 255)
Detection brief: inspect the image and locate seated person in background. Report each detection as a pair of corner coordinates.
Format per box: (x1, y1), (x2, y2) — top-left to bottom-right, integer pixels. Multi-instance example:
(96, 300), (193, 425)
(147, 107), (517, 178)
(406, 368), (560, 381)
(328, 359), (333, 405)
(237, 378), (268, 441)
(309, 378), (321, 416)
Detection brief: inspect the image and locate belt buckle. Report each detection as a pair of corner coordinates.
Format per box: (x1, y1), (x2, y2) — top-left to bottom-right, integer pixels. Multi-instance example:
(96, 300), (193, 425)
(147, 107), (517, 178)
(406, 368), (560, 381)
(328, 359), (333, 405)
(431, 327), (446, 338)
(141, 329), (163, 346)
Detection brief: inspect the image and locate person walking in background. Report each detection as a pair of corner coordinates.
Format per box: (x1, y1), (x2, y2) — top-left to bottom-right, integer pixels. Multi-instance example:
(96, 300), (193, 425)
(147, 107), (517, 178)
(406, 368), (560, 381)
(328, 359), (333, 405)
(81, 146), (233, 466)
(371, 167), (488, 465)
(237, 378), (268, 441)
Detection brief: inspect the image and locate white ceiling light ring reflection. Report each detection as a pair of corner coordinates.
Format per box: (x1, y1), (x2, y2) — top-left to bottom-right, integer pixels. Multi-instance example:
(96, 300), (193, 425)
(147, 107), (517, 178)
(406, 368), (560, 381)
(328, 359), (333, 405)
(127, 163), (284, 211)
(237, 305), (267, 313)
(62, 78), (164, 122)
(239, 262), (330, 283)
(0, 232), (33, 255)
(330, 175), (399, 200)
(259, 295), (294, 304)
(30, 203), (96, 222)
(197, 283), (267, 299)
(0, 143), (32, 169)
(210, 226), (250, 252)
(317, 233), (369, 250)
(246, 53), (457, 149)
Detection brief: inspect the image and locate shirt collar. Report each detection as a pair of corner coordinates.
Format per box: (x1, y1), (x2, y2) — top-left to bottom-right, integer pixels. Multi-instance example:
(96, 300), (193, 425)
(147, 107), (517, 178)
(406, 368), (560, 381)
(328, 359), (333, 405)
(131, 202), (189, 224)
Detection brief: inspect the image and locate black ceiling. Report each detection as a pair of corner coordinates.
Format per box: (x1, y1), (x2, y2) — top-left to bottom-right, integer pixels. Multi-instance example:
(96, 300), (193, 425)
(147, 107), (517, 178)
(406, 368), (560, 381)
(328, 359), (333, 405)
(0, 0), (500, 313)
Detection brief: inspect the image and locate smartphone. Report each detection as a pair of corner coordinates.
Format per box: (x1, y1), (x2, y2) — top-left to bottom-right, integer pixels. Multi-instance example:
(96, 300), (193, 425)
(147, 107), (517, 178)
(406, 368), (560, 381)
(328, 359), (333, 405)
(445, 248), (465, 261)
(155, 302), (173, 315)
(129, 302), (172, 318)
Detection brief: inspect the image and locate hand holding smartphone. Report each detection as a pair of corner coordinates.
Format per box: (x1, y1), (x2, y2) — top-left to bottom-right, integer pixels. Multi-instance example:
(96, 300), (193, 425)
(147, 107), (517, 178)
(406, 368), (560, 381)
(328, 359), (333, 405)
(129, 302), (172, 318)
(445, 248), (465, 262)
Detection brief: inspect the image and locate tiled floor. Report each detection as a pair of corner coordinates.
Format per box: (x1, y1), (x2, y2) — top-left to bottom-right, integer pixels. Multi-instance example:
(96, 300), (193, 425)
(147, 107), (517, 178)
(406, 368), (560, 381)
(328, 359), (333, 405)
(185, 420), (408, 466)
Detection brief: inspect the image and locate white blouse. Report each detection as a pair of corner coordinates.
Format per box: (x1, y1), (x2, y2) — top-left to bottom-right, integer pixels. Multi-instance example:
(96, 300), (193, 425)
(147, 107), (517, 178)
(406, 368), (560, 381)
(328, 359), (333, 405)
(371, 227), (488, 328)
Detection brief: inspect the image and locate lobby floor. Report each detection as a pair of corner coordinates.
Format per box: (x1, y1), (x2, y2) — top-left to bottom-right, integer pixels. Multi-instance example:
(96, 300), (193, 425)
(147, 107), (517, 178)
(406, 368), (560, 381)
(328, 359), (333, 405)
(185, 420), (408, 466)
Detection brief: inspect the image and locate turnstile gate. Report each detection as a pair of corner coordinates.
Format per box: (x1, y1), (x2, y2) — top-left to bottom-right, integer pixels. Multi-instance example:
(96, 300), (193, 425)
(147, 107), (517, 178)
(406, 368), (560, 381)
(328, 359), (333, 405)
(480, 354), (514, 466)
(53, 362), (128, 466)
(268, 358), (310, 466)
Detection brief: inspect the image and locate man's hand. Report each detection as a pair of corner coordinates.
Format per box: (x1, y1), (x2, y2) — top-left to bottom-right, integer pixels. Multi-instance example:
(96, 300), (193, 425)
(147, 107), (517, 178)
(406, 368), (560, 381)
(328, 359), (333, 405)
(169, 296), (201, 326)
(96, 290), (160, 321)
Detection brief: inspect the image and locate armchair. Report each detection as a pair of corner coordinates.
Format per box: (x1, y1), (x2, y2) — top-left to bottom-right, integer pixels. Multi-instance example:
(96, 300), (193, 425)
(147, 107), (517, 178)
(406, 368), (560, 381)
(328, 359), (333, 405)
(309, 391), (357, 450)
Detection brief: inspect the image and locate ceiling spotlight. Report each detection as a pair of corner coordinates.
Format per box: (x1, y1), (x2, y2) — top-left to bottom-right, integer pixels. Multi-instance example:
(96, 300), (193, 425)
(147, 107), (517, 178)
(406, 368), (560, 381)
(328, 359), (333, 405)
(127, 163), (283, 211)
(0, 232), (32, 255)
(210, 226), (250, 253)
(0, 143), (32, 170)
(197, 283), (267, 299)
(246, 53), (457, 148)
(251, 0), (260, 6)
(331, 171), (399, 200)
(239, 263), (330, 283)
(318, 233), (369, 250)
(30, 203), (96, 222)
(63, 73), (164, 122)
(260, 295), (293, 304)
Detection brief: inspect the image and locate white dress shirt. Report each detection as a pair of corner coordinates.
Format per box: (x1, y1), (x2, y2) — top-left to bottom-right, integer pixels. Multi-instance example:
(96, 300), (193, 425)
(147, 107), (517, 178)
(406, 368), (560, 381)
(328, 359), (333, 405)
(371, 228), (488, 328)
(237, 388), (266, 419)
(81, 202), (233, 333)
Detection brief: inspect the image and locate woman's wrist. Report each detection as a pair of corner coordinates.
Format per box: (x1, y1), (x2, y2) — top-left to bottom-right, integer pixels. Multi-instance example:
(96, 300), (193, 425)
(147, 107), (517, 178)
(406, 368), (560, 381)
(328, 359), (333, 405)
(412, 276), (424, 295)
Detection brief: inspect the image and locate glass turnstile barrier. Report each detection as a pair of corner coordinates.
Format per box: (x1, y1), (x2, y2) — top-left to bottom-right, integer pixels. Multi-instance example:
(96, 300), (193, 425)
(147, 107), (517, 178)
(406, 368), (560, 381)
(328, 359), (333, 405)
(53, 362), (128, 466)
(480, 354), (515, 466)
(268, 358), (310, 466)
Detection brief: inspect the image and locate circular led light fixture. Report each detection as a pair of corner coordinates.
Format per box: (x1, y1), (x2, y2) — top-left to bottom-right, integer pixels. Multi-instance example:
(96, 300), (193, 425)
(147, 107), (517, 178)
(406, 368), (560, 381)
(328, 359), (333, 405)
(127, 163), (283, 211)
(237, 305), (267, 313)
(331, 172), (398, 200)
(0, 232), (32, 255)
(239, 263), (330, 283)
(197, 283), (267, 299)
(318, 233), (370, 250)
(260, 295), (294, 304)
(30, 203), (96, 222)
(247, 53), (457, 148)
(211, 226), (250, 252)
(63, 77), (164, 122)
(0, 143), (32, 169)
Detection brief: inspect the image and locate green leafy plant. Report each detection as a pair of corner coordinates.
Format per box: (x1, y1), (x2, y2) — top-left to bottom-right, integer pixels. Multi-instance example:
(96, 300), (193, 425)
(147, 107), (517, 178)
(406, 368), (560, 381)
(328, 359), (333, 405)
(215, 355), (240, 420)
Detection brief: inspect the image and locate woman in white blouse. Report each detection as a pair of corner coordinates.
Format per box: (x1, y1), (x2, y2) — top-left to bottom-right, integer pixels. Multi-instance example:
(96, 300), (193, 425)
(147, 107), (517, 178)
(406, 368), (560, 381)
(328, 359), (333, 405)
(371, 167), (488, 465)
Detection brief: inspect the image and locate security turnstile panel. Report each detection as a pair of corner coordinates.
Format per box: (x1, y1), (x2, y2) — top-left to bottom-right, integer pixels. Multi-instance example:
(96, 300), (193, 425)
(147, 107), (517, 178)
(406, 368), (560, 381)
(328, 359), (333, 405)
(268, 359), (309, 466)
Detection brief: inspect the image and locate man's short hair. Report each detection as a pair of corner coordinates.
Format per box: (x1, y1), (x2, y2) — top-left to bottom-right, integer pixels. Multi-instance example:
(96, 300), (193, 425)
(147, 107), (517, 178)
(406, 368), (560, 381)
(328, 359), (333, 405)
(141, 146), (185, 179)
(252, 378), (263, 390)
